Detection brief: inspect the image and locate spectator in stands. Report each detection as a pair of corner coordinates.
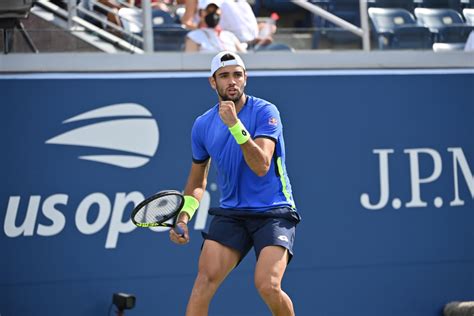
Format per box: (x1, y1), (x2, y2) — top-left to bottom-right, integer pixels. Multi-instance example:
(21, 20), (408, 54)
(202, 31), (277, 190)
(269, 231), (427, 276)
(181, 0), (275, 48)
(220, 0), (276, 48)
(96, 0), (124, 28)
(128, 0), (171, 12)
(218, 0), (258, 43)
(93, 0), (174, 29)
(185, 0), (247, 52)
(180, 0), (200, 29)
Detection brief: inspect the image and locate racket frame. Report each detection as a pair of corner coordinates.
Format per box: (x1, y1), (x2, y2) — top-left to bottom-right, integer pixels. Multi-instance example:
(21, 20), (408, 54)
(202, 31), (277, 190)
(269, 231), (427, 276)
(131, 190), (184, 228)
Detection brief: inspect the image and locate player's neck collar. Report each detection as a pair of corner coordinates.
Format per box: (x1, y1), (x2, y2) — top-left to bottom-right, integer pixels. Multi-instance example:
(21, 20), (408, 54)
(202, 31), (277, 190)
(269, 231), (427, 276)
(236, 94), (248, 113)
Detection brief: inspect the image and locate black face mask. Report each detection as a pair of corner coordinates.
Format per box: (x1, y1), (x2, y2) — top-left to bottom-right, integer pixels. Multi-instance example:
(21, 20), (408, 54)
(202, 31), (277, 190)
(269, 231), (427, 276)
(205, 12), (220, 28)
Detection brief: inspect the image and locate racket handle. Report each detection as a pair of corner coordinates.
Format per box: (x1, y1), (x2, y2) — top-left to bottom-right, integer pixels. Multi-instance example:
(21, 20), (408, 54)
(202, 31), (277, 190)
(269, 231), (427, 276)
(174, 225), (185, 237)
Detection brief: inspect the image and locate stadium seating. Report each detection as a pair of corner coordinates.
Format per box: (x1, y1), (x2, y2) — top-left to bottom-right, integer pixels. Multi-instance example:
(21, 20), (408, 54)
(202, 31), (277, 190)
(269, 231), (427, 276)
(310, 0), (360, 26)
(151, 8), (175, 26)
(153, 26), (188, 51)
(254, 42), (294, 52)
(118, 8), (187, 51)
(414, 7), (474, 42)
(151, 10), (188, 51)
(367, 0), (415, 11)
(309, 0), (361, 49)
(461, 0), (474, 8)
(415, 0), (462, 11)
(368, 7), (433, 49)
(253, 0), (302, 14)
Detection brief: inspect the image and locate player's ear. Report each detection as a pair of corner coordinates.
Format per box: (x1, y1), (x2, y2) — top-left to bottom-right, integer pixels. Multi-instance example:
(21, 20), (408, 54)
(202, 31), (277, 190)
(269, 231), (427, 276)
(209, 76), (216, 90)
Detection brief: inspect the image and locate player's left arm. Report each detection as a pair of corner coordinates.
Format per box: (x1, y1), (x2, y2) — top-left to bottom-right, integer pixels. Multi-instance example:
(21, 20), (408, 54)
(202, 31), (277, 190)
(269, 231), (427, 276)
(220, 100), (278, 177)
(240, 102), (282, 177)
(240, 138), (275, 177)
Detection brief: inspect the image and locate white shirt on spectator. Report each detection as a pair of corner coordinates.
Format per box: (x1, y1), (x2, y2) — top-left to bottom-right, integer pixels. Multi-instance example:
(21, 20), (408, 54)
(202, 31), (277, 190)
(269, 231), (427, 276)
(219, 0), (259, 43)
(187, 28), (246, 52)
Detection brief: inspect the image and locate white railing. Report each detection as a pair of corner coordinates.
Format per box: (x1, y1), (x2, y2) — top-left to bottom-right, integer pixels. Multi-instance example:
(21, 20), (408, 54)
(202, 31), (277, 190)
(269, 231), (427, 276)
(36, 0), (144, 53)
(140, 0), (154, 52)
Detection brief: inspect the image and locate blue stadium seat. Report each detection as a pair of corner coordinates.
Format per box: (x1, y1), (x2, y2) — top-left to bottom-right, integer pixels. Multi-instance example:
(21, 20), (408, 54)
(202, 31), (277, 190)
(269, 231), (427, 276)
(461, 0), (474, 8)
(414, 0), (462, 11)
(118, 8), (187, 51)
(254, 42), (294, 52)
(151, 9), (175, 26)
(310, 0), (360, 27)
(368, 7), (433, 49)
(414, 7), (474, 42)
(367, 0), (414, 11)
(310, 0), (361, 49)
(153, 25), (188, 51)
(149, 9), (188, 51)
(255, 0), (301, 13)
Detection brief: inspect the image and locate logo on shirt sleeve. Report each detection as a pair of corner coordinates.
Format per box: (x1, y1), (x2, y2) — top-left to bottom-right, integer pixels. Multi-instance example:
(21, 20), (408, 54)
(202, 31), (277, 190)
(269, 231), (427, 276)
(268, 117), (278, 126)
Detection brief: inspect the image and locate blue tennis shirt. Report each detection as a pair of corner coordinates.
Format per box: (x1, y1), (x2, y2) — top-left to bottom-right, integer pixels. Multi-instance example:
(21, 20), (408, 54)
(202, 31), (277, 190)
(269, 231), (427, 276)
(191, 95), (296, 212)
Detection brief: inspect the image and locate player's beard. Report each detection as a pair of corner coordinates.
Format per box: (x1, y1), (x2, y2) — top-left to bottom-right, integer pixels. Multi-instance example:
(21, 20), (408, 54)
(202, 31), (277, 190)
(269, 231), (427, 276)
(217, 83), (244, 103)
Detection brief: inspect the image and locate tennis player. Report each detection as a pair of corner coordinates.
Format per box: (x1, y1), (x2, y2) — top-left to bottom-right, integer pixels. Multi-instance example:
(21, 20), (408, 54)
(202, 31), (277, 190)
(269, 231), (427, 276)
(169, 51), (300, 316)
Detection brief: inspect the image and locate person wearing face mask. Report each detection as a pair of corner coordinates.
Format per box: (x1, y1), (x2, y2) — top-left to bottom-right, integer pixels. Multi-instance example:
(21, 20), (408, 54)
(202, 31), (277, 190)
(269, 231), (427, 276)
(185, 0), (247, 53)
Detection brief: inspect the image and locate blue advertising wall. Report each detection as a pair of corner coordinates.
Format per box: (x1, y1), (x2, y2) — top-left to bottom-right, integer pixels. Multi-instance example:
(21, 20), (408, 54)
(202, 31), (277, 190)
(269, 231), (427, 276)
(1, 70), (473, 316)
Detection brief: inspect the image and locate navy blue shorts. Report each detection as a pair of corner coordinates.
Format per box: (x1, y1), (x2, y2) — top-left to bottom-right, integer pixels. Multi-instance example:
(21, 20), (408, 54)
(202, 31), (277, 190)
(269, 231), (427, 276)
(202, 207), (301, 264)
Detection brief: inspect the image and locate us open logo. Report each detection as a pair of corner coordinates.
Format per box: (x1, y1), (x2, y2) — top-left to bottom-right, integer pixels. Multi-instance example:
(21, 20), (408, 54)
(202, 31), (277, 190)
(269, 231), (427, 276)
(45, 103), (159, 168)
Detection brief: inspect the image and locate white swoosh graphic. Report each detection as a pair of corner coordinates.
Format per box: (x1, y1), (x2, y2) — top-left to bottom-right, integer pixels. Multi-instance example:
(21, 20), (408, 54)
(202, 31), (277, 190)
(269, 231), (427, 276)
(63, 103), (152, 123)
(46, 118), (158, 156)
(79, 155), (150, 168)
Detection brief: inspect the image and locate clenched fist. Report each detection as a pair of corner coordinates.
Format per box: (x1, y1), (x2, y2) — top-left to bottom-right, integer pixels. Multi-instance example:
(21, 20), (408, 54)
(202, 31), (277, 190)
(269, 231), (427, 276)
(219, 101), (238, 127)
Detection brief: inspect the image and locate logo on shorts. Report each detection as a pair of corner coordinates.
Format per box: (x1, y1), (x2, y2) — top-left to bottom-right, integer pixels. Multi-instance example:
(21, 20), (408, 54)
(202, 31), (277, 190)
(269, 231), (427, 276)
(278, 235), (289, 242)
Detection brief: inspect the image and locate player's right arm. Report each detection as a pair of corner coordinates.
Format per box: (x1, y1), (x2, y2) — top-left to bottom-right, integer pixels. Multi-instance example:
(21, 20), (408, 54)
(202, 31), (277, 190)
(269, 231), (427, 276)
(170, 159), (210, 244)
(181, 159), (211, 223)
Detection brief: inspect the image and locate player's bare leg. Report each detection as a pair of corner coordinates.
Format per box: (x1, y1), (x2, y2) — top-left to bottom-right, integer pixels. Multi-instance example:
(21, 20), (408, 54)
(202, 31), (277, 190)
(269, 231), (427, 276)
(254, 246), (295, 316)
(186, 240), (240, 316)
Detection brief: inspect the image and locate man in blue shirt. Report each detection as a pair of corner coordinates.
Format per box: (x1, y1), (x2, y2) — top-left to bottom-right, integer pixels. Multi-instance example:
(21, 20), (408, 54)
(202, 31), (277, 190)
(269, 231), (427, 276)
(170, 51), (300, 316)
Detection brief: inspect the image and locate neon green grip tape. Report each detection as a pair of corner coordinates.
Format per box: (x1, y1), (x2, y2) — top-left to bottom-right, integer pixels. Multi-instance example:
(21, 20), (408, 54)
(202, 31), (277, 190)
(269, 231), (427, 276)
(229, 120), (250, 145)
(179, 195), (199, 220)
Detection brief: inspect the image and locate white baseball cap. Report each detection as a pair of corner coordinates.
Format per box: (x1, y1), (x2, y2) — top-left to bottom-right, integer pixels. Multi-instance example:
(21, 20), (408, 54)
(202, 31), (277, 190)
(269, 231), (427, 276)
(210, 51), (246, 76)
(198, 0), (222, 10)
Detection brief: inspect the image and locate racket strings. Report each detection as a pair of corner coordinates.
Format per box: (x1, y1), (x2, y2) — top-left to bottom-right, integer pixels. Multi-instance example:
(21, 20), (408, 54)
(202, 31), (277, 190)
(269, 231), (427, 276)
(135, 195), (182, 224)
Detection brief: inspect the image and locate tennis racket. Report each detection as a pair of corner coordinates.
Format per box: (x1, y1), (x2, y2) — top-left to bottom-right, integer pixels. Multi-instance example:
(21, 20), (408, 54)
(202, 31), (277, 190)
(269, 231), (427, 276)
(131, 190), (185, 236)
